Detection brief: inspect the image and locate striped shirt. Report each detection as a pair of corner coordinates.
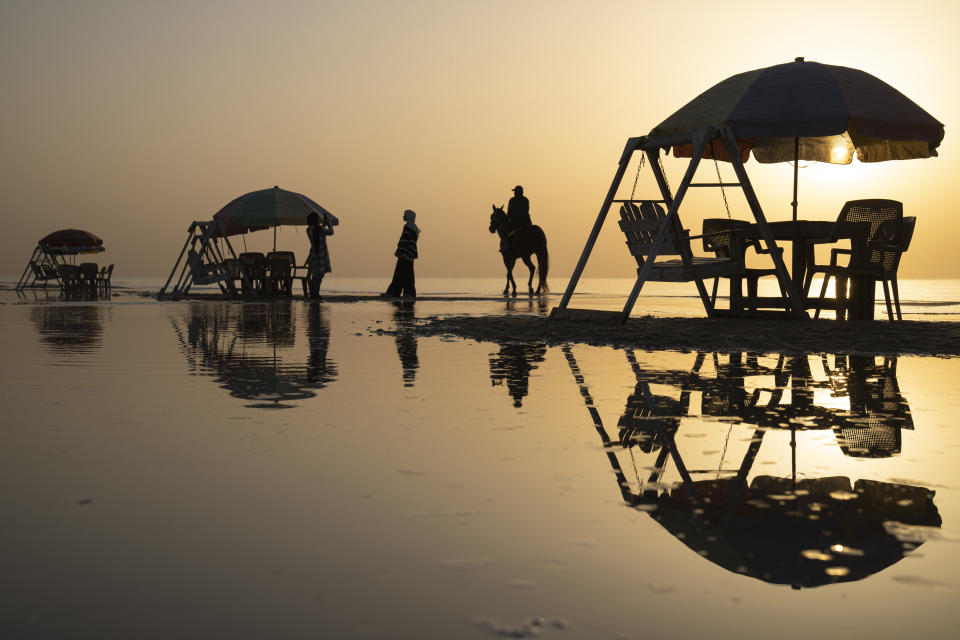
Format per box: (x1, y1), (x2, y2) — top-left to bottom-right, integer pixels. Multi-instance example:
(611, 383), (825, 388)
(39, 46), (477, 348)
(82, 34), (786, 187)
(395, 224), (419, 261)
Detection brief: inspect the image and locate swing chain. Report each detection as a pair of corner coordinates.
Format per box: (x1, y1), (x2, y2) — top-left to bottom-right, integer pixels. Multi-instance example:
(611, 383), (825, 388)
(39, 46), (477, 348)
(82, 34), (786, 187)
(713, 157), (732, 219)
(657, 153), (671, 197)
(629, 153), (646, 201)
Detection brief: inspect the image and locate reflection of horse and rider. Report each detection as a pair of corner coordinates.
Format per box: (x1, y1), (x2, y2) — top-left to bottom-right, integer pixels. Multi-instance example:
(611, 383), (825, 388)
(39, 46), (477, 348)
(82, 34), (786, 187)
(489, 185), (549, 297)
(562, 346), (939, 589)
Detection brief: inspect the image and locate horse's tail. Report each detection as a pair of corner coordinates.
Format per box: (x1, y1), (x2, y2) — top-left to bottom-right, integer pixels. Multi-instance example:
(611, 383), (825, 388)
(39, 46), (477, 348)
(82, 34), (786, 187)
(535, 228), (549, 293)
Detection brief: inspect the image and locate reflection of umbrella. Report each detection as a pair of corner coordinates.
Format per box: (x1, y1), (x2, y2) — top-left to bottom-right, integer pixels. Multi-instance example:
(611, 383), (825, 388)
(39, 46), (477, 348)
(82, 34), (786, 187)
(212, 185), (339, 239)
(38, 229), (104, 254)
(655, 475), (941, 589)
(649, 58), (945, 220)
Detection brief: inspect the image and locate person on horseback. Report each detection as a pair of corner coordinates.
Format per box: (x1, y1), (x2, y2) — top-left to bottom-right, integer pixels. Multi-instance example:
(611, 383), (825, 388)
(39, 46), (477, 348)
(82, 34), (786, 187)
(502, 185), (532, 253)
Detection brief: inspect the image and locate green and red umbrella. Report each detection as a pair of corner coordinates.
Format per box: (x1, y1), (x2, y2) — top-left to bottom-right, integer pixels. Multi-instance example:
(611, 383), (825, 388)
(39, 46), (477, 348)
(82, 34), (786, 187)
(212, 185), (338, 237)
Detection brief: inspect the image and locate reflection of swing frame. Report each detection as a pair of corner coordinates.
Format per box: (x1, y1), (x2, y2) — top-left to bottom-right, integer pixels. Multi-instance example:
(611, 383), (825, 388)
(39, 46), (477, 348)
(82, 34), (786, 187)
(562, 347), (915, 510)
(555, 126), (806, 321)
(562, 346), (937, 588)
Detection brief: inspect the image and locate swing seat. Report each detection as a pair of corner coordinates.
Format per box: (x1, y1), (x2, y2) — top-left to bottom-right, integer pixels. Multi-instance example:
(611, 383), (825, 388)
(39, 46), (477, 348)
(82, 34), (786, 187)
(619, 201), (743, 282)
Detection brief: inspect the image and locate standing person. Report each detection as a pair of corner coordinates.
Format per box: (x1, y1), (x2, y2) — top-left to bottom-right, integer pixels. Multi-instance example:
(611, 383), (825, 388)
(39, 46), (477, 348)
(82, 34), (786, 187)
(307, 211), (334, 299)
(383, 209), (419, 298)
(507, 185), (531, 230)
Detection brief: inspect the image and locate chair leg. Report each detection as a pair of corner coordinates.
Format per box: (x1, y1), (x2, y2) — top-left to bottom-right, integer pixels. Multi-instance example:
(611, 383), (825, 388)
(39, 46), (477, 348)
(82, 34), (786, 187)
(891, 276), (903, 321)
(836, 275), (848, 322)
(710, 278), (719, 307)
(746, 277), (758, 312)
(814, 272), (830, 319)
(881, 279), (894, 322)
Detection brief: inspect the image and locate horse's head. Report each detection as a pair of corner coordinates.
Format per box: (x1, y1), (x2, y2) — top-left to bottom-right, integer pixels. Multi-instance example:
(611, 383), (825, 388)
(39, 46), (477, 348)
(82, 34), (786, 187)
(489, 204), (506, 233)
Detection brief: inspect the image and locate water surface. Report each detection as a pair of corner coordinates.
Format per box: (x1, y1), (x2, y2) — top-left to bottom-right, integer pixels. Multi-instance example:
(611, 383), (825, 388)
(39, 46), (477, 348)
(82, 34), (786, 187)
(2, 291), (959, 638)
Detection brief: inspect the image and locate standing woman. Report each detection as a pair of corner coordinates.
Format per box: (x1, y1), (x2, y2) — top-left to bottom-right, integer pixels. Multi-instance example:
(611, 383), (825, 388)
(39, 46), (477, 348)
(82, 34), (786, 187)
(383, 209), (419, 298)
(307, 211), (334, 299)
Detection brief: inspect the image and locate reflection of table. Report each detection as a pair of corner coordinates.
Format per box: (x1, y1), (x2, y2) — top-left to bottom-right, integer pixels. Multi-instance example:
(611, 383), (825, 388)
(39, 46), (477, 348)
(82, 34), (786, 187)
(739, 220), (874, 320)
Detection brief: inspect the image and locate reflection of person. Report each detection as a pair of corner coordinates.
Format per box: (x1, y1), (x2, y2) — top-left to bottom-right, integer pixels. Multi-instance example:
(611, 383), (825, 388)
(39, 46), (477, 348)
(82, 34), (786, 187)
(307, 212), (334, 299)
(306, 301), (338, 388)
(392, 301), (419, 387)
(489, 342), (546, 407)
(507, 185), (531, 230)
(383, 209), (419, 298)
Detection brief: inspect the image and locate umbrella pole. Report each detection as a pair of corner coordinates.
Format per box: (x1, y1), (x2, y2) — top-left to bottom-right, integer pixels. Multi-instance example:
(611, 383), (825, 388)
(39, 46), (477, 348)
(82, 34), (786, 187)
(273, 227), (277, 253)
(792, 137), (800, 222)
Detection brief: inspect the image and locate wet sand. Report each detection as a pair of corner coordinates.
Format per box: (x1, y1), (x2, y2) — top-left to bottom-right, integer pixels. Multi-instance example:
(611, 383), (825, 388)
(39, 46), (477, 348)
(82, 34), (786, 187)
(396, 313), (960, 356)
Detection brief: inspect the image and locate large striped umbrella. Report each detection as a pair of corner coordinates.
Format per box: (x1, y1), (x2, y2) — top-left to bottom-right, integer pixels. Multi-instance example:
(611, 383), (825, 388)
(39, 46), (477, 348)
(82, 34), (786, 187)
(212, 186), (339, 238)
(645, 58), (944, 219)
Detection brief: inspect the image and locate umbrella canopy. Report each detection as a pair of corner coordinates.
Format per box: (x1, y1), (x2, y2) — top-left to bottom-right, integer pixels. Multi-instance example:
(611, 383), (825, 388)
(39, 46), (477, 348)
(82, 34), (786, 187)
(212, 186), (339, 237)
(38, 228), (104, 254)
(647, 58), (944, 164)
(654, 475), (941, 588)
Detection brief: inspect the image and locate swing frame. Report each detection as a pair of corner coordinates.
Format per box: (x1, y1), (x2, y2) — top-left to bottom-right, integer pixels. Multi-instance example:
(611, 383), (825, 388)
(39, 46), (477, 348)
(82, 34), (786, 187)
(555, 125), (808, 321)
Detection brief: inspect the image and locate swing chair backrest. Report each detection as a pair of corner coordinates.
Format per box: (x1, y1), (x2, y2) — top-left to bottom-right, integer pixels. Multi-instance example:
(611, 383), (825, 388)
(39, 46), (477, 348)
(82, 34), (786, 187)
(618, 201), (685, 259)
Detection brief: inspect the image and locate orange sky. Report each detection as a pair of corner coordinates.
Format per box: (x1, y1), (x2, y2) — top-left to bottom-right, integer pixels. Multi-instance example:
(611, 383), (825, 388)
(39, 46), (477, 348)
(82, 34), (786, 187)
(1, 0), (957, 281)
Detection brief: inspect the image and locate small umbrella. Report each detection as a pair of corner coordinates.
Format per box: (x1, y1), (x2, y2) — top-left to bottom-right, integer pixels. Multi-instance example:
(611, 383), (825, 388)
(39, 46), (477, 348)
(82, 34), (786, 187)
(38, 229), (104, 254)
(212, 186), (339, 250)
(648, 58), (945, 220)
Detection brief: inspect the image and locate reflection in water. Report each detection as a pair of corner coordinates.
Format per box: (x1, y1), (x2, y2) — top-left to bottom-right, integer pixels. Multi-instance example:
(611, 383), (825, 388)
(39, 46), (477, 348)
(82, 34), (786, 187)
(564, 347), (941, 589)
(392, 301), (419, 387)
(489, 342), (547, 407)
(30, 305), (105, 355)
(504, 297), (549, 315)
(172, 302), (337, 408)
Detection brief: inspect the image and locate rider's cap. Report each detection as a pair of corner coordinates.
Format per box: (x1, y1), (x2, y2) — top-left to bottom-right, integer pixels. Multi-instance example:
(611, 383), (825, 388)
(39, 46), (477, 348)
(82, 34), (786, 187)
(512, 185), (523, 193)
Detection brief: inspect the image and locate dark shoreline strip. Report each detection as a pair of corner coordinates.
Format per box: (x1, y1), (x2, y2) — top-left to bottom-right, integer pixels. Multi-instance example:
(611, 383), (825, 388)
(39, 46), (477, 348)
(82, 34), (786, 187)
(403, 315), (960, 357)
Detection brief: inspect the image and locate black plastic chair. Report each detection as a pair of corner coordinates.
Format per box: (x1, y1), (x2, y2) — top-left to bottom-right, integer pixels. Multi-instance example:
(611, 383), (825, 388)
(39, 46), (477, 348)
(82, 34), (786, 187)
(802, 199), (903, 320)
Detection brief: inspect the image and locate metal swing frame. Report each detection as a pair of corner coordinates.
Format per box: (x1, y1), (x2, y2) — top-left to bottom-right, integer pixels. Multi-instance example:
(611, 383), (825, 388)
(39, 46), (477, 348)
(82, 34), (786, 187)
(554, 125), (808, 321)
(158, 220), (252, 300)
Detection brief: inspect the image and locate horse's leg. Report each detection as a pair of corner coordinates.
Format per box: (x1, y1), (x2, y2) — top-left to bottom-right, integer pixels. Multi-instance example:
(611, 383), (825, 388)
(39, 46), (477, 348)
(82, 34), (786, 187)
(507, 256), (519, 297)
(502, 254), (514, 296)
(521, 254), (535, 296)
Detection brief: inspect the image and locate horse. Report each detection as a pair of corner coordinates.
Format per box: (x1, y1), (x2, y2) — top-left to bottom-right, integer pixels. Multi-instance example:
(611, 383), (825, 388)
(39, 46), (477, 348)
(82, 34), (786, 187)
(488, 205), (549, 297)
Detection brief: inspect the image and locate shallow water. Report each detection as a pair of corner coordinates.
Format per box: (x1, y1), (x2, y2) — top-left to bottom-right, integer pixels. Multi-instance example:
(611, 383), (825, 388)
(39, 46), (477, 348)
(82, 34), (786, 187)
(2, 291), (960, 638)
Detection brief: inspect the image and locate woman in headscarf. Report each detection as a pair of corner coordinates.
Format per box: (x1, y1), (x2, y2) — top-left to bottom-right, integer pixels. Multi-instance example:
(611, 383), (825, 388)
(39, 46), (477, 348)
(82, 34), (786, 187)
(382, 209), (419, 298)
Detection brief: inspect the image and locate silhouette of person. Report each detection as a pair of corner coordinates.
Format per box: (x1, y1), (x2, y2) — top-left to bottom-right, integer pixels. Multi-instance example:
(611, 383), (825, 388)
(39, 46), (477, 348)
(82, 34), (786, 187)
(307, 211), (334, 299)
(507, 185), (531, 231)
(383, 209), (419, 298)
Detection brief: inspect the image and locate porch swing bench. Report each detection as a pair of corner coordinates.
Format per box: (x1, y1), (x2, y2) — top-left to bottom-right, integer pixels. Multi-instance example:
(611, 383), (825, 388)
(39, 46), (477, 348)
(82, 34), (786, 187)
(618, 200), (743, 282)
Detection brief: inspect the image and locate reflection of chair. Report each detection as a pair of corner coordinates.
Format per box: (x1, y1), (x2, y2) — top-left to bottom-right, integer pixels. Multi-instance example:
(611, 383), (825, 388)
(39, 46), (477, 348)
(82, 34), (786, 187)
(702, 219), (778, 312)
(238, 252), (266, 294)
(829, 355), (913, 458)
(803, 199), (902, 320)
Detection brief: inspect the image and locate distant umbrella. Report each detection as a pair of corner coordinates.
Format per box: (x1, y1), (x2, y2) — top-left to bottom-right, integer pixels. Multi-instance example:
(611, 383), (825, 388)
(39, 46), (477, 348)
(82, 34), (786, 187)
(647, 58), (945, 220)
(38, 229), (104, 254)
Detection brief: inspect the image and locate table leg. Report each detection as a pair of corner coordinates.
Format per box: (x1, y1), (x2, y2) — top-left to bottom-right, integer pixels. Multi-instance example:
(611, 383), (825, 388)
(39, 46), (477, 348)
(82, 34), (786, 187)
(848, 275), (876, 321)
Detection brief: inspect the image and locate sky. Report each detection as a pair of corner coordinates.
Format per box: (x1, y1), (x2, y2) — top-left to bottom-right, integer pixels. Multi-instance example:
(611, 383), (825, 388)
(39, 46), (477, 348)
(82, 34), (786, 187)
(1, 0), (958, 281)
